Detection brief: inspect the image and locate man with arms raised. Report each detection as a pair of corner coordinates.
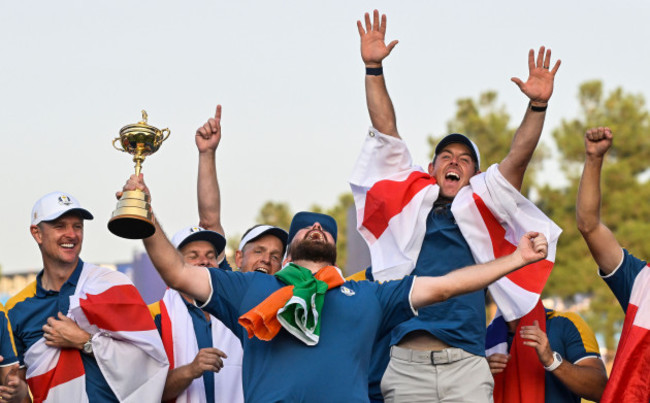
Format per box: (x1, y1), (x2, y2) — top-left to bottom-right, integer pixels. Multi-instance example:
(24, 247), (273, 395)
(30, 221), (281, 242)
(122, 173), (548, 402)
(351, 10), (561, 402)
(576, 126), (650, 402)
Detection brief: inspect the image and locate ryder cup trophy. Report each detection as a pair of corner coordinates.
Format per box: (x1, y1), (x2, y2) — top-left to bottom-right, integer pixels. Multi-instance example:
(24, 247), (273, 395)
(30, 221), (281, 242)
(108, 110), (170, 239)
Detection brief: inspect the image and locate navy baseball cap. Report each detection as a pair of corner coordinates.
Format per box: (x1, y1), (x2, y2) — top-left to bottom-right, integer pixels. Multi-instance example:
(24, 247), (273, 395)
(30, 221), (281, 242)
(288, 212), (338, 244)
(434, 133), (481, 170)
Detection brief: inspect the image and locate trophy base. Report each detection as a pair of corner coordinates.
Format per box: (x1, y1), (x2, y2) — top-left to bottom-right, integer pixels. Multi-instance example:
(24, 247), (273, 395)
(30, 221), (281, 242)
(108, 215), (155, 239)
(108, 190), (156, 239)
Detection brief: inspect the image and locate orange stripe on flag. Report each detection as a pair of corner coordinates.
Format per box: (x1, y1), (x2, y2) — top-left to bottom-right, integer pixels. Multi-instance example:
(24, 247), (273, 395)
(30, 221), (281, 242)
(239, 286), (295, 341)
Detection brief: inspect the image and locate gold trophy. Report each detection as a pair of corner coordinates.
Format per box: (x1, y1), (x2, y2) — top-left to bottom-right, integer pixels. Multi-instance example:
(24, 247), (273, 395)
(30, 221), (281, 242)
(108, 110), (170, 239)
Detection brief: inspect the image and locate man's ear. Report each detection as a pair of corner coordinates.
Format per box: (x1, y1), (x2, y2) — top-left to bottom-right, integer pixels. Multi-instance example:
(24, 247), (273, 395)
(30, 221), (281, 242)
(30, 225), (42, 245)
(235, 249), (244, 269)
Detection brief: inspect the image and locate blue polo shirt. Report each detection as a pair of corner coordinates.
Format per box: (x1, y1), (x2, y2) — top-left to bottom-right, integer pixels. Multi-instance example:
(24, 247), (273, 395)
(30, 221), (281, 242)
(601, 249), (646, 312)
(6, 259), (118, 402)
(390, 204), (485, 356)
(152, 296), (215, 403)
(203, 266), (415, 403)
(0, 304), (18, 368)
(545, 310), (601, 403)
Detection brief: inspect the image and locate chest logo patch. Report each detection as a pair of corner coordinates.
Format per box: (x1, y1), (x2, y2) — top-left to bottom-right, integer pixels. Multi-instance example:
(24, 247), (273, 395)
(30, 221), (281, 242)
(340, 286), (355, 296)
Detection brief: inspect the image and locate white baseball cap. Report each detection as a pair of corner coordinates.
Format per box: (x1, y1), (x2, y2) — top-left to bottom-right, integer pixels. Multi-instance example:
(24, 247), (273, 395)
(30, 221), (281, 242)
(172, 226), (226, 255)
(239, 224), (288, 252)
(31, 191), (94, 226)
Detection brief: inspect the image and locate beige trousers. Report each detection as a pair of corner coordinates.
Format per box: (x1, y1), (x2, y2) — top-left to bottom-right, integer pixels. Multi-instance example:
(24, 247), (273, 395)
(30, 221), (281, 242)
(381, 345), (494, 403)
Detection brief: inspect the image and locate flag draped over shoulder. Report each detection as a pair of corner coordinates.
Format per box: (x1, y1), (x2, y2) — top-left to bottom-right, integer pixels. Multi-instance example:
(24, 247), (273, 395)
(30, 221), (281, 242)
(24, 263), (168, 403)
(602, 265), (650, 402)
(350, 128), (561, 321)
(158, 288), (244, 403)
(239, 264), (345, 346)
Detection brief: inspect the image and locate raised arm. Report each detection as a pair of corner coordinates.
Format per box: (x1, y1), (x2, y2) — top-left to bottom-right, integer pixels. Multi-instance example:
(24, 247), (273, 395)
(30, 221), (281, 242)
(119, 175), (213, 301)
(411, 232), (548, 309)
(358, 10), (399, 138)
(196, 105), (224, 238)
(499, 47), (561, 190)
(576, 127), (622, 274)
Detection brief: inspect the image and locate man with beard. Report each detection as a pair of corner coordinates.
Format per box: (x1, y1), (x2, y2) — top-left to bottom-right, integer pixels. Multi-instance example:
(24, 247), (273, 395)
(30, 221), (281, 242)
(122, 173), (549, 402)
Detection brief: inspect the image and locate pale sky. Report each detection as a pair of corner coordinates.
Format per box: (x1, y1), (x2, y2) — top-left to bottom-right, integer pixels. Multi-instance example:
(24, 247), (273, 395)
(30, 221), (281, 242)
(1, 1), (649, 273)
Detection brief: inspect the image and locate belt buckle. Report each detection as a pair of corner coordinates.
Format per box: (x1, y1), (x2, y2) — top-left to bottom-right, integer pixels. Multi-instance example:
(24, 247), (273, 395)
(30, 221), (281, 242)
(430, 350), (448, 365)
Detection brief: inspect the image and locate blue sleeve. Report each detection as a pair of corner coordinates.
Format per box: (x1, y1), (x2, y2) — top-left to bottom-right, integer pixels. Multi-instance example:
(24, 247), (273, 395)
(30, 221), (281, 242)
(153, 313), (162, 336)
(0, 311), (17, 367)
(602, 249), (647, 312)
(375, 276), (416, 335)
(202, 267), (252, 333)
(557, 316), (599, 364)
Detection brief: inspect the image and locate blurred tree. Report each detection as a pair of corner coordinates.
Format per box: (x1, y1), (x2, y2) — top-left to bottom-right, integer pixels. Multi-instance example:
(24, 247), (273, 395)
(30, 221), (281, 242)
(256, 201), (293, 230)
(538, 80), (650, 353)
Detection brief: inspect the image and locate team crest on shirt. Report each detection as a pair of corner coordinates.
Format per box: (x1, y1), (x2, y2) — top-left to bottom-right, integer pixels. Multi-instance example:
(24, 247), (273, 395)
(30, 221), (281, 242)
(58, 195), (73, 205)
(340, 286), (355, 296)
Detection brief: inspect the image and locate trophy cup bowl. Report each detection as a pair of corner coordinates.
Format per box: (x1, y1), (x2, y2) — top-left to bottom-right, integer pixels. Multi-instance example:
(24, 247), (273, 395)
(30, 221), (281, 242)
(108, 110), (170, 239)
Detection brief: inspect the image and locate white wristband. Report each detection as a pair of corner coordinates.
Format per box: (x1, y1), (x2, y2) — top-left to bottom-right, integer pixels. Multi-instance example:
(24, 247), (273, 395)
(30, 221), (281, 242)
(544, 351), (563, 372)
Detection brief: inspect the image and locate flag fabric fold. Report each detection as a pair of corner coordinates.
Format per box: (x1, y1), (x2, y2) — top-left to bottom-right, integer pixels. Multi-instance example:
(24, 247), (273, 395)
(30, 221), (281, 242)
(25, 262), (168, 403)
(239, 264), (345, 345)
(350, 128), (561, 321)
(486, 300), (546, 403)
(602, 265), (650, 402)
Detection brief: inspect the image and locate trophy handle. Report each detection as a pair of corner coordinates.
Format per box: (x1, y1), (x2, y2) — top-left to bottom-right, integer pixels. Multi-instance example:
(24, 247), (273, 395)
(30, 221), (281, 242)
(112, 138), (125, 152)
(161, 128), (171, 142)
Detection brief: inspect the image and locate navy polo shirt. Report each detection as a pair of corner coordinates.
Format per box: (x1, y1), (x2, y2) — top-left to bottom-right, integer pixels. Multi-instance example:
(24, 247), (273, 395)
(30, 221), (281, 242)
(7, 259), (118, 402)
(390, 203), (486, 356)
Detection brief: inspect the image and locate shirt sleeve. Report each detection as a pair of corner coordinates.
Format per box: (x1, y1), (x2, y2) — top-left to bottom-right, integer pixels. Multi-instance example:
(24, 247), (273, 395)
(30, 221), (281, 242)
(601, 249), (647, 312)
(200, 267), (253, 333)
(375, 276), (417, 336)
(0, 307), (18, 367)
(556, 313), (600, 364)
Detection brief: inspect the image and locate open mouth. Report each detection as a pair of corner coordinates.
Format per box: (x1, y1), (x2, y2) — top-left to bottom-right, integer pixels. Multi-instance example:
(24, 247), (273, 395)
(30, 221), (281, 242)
(307, 231), (325, 242)
(60, 243), (75, 249)
(445, 172), (460, 181)
(254, 267), (269, 274)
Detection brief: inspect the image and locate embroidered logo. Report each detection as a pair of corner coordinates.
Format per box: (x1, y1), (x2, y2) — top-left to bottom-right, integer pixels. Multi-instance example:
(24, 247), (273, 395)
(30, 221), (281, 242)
(340, 286), (355, 296)
(58, 195), (73, 206)
(189, 226), (202, 233)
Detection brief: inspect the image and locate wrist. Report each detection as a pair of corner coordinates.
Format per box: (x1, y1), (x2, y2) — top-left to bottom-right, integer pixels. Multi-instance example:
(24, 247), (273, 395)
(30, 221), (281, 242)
(543, 351), (563, 371)
(529, 101), (548, 112)
(365, 66), (383, 76)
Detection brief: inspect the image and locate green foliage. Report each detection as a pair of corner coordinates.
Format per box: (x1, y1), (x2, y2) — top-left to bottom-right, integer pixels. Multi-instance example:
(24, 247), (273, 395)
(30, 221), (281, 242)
(255, 201), (293, 230)
(540, 80), (650, 350)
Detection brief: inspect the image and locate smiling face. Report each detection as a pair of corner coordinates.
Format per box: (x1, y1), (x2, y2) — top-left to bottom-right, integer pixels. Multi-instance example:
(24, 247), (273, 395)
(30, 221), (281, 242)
(288, 222), (337, 265)
(31, 213), (84, 268)
(429, 142), (477, 199)
(236, 234), (285, 274)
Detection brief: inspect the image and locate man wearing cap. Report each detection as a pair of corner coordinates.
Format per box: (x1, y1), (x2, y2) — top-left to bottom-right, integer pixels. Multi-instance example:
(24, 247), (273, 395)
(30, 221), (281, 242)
(122, 172), (549, 402)
(7, 191), (168, 402)
(194, 105), (288, 275)
(149, 225), (244, 403)
(350, 11), (562, 402)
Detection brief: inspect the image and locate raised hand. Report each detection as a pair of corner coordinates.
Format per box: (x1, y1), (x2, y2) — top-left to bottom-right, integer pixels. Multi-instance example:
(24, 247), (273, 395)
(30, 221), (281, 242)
(520, 320), (554, 367)
(357, 10), (398, 67)
(511, 46), (561, 105)
(584, 127), (613, 158)
(516, 232), (548, 265)
(196, 105), (222, 154)
(116, 173), (149, 200)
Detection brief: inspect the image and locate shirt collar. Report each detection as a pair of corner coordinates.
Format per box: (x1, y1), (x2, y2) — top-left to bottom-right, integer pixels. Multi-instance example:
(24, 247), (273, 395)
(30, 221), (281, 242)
(36, 259), (84, 297)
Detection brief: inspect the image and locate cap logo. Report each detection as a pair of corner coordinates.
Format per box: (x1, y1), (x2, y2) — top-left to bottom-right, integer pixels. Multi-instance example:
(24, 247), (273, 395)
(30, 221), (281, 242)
(189, 227), (202, 233)
(58, 195), (73, 206)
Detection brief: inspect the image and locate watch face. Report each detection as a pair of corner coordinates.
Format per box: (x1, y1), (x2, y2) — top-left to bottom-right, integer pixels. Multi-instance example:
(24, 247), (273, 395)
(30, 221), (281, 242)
(83, 341), (92, 354)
